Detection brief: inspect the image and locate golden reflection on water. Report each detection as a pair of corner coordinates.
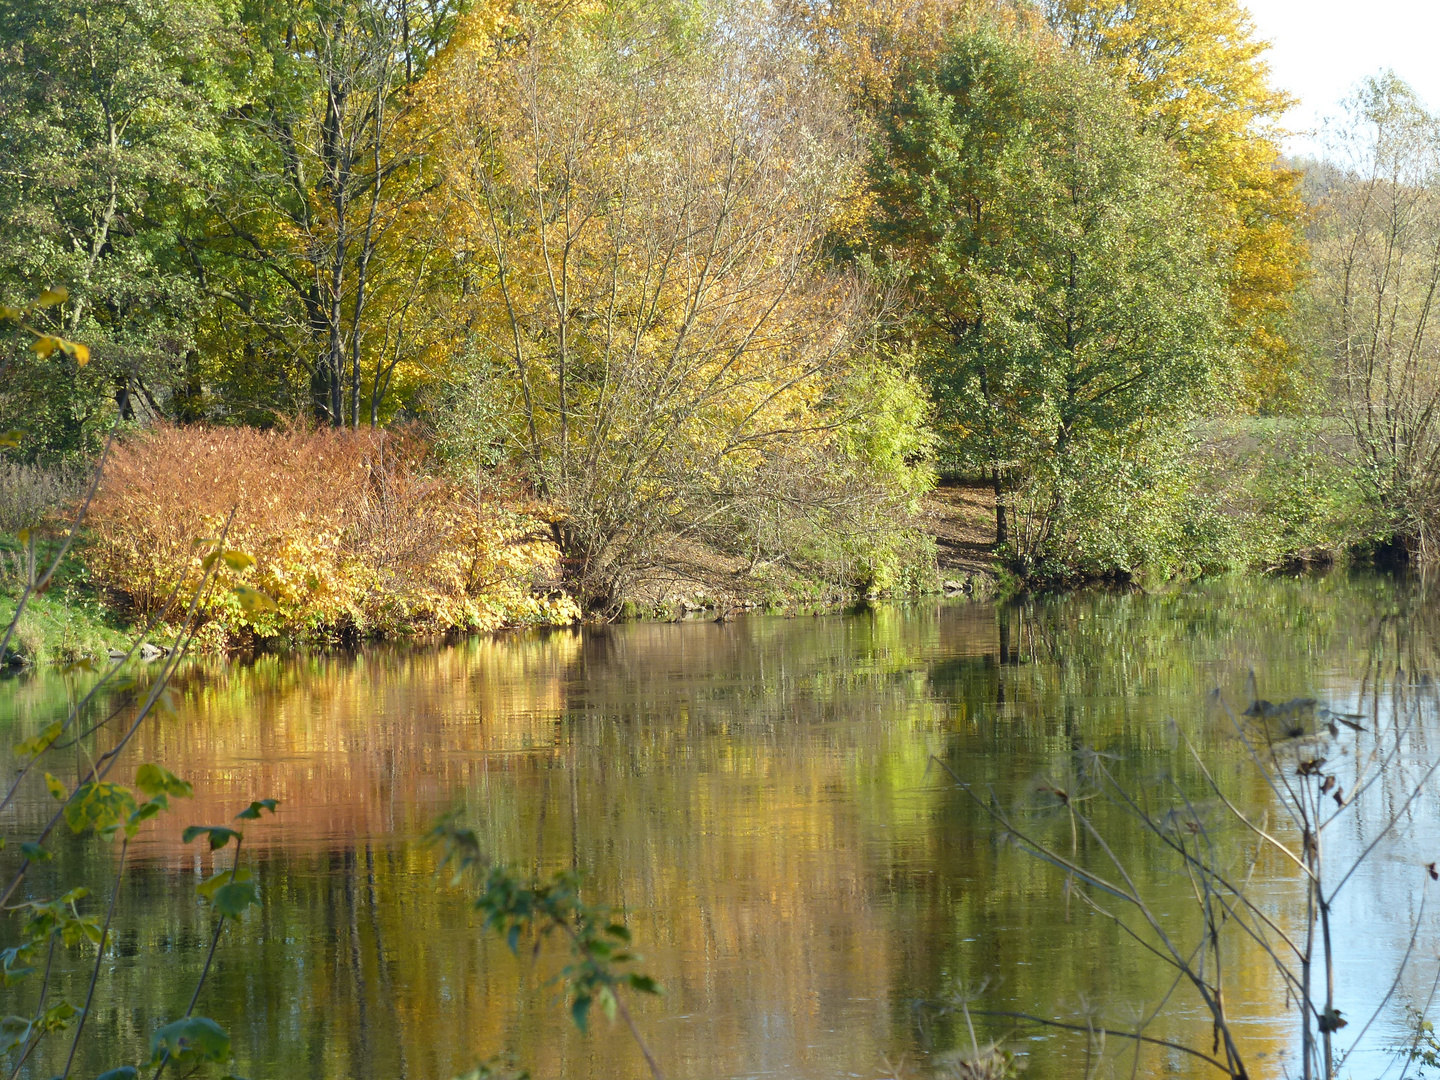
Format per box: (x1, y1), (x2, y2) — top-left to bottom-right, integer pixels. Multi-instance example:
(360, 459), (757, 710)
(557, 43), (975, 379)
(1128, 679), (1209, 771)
(1, 575), (1431, 1079)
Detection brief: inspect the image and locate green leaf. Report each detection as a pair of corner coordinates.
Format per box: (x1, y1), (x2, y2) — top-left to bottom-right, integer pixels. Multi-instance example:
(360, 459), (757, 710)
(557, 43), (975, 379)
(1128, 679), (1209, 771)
(627, 974), (661, 995)
(124, 799), (166, 838)
(197, 866), (252, 901)
(37, 999), (78, 1032)
(147, 1017), (229, 1068)
(19, 842), (51, 863)
(210, 880), (260, 919)
(604, 923), (631, 942)
(44, 773), (68, 801)
(571, 994), (591, 1033)
(96, 1068), (140, 1080)
(64, 782), (137, 836)
(135, 764), (192, 800)
(183, 825), (240, 850)
(234, 798), (278, 820)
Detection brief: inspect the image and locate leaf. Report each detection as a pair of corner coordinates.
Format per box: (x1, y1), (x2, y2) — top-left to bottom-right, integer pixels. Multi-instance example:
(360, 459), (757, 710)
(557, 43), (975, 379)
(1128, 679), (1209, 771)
(232, 585), (278, 614)
(135, 764), (192, 800)
(70, 341), (89, 366)
(183, 825), (240, 850)
(96, 1068), (141, 1080)
(64, 782), (138, 836)
(36, 287), (68, 307)
(19, 842), (52, 863)
(0, 1014), (31, 1053)
(0, 306), (22, 322)
(15, 720), (63, 760)
(38, 999), (78, 1032)
(627, 974), (661, 995)
(571, 994), (591, 1033)
(30, 335), (62, 358)
(220, 550), (255, 572)
(234, 798), (278, 820)
(124, 799), (166, 838)
(210, 880), (260, 919)
(196, 866), (252, 901)
(0, 428), (23, 448)
(147, 1017), (229, 1067)
(604, 923), (631, 942)
(44, 773), (67, 801)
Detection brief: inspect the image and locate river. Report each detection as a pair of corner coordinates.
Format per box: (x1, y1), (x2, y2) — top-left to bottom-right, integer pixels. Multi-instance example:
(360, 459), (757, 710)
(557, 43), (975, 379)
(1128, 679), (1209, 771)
(3, 572), (1438, 1079)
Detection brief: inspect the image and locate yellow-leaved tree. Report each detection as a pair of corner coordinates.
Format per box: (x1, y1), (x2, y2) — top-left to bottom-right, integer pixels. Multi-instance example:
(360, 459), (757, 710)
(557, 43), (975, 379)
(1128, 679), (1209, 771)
(1045, 0), (1307, 409)
(416, 0), (934, 609)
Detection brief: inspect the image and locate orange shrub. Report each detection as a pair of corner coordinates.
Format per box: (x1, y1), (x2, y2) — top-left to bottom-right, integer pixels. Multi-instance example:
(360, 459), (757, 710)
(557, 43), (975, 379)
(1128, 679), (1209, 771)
(85, 424), (578, 642)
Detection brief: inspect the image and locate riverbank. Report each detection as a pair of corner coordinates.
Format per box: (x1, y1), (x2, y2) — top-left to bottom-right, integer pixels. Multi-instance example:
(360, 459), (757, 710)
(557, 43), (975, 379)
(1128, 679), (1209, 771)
(1, 479), (1005, 663)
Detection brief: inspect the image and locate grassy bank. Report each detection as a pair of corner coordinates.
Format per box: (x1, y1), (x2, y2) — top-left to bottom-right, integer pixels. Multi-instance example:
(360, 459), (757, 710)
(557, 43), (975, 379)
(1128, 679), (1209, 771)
(0, 539), (135, 664)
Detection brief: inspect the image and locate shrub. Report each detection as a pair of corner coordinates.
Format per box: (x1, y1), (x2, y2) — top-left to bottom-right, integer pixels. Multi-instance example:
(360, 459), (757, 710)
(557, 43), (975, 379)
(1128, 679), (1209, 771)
(0, 460), (81, 533)
(85, 424), (578, 642)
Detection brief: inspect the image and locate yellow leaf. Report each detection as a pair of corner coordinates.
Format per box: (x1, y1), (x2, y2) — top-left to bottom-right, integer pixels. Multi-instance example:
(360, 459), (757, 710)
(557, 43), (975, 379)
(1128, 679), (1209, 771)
(30, 336), (61, 359)
(221, 550), (255, 572)
(233, 585), (279, 613)
(69, 342), (89, 366)
(36, 288), (68, 307)
(0, 429), (23, 448)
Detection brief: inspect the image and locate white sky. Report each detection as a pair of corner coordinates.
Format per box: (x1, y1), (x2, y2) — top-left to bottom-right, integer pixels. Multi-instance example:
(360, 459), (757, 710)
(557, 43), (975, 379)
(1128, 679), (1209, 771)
(1242, 0), (1440, 156)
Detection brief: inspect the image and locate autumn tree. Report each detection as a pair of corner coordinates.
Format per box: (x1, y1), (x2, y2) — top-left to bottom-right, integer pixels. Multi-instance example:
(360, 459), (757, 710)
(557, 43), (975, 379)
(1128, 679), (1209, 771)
(871, 25), (1228, 574)
(187, 0), (468, 428)
(423, 1), (932, 606)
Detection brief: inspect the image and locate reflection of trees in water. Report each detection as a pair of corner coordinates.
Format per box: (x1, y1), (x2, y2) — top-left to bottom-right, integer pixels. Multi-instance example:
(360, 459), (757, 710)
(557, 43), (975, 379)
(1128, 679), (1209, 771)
(6, 573), (1436, 1079)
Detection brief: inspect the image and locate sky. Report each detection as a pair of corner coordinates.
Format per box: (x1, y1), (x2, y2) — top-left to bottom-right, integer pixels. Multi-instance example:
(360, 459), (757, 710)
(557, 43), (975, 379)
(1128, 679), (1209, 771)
(1242, 0), (1440, 156)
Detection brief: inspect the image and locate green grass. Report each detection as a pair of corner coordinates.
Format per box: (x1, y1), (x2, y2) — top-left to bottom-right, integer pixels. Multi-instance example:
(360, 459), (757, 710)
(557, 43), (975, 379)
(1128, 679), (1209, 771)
(0, 536), (136, 665)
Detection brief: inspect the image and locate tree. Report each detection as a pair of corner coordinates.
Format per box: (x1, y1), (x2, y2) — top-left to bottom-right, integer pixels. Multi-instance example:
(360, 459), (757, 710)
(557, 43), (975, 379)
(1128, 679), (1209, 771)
(188, 0), (468, 428)
(421, 1), (930, 607)
(1044, 0), (1306, 410)
(0, 0), (238, 455)
(871, 24), (1228, 574)
(1310, 74), (1440, 559)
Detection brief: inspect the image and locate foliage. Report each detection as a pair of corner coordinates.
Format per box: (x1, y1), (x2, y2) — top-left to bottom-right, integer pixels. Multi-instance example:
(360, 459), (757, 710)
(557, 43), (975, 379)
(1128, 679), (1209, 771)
(429, 815), (665, 1079)
(422, 0), (933, 609)
(84, 423), (578, 642)
(870, 24), (1229, 579)
(0, 0), (239, 455)
(1044, 0), (1308, 411)
(189, 0), (469, 428)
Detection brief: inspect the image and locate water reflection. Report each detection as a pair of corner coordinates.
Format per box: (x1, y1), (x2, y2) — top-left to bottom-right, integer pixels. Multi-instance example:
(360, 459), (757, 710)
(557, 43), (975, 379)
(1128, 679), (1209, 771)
(1, 573), (1437, 1078)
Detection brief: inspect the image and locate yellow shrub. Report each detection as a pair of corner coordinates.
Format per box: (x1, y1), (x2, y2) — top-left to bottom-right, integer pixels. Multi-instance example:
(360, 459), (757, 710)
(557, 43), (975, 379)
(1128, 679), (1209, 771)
(86, 424), (578, 642)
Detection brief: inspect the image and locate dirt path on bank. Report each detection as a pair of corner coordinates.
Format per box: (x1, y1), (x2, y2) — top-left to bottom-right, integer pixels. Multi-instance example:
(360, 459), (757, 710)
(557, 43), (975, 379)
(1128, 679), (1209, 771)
(922, 481), (999, 580)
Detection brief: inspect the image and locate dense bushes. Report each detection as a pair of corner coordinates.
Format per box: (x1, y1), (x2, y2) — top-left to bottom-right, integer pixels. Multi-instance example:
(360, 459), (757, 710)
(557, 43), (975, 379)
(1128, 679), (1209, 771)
(85, 425), (578, 643)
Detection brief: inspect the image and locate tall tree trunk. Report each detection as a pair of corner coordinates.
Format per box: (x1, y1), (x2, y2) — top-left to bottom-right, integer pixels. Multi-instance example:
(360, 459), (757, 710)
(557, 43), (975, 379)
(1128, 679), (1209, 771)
(993, 466), (1008, 546)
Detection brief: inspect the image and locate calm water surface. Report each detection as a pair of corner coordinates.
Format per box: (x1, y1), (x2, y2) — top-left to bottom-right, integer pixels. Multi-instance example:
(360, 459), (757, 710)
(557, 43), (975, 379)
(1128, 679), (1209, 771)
(4, 573), (1440, 1079)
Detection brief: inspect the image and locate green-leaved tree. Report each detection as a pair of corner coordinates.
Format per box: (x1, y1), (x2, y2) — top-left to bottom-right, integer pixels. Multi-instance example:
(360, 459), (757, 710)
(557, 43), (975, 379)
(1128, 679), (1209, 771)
(871, 25), (1231, 577)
